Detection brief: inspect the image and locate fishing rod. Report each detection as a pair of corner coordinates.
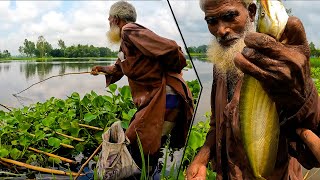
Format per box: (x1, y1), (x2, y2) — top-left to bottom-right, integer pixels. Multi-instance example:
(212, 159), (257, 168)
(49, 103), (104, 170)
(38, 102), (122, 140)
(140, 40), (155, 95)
(13, 71), (107, 96)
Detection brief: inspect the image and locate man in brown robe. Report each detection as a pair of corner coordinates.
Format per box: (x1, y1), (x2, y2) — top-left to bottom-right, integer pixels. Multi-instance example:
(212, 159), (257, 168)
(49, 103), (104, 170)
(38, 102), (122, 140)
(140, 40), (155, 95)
(186, 0), (320, 179)
(91, 0), (194, 174)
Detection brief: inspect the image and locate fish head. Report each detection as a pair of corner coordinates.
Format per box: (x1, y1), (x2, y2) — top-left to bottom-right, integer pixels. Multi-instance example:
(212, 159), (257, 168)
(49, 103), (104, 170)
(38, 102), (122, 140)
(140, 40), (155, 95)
(257, 0), (289, 40)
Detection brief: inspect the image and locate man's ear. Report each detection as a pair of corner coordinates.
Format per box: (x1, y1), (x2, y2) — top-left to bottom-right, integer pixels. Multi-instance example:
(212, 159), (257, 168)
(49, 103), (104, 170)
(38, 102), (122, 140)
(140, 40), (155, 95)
(114, 17), (120, 25)
(248, 3), (257, 22)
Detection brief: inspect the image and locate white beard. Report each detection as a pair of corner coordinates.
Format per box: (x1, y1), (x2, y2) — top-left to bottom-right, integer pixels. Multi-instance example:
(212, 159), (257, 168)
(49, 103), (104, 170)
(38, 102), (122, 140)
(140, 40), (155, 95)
(207, 18), (255, 81)
(106, 24), (121, 45)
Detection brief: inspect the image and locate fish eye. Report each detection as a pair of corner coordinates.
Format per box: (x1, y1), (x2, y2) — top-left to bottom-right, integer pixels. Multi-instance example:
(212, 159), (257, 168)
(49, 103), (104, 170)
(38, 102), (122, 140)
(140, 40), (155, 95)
(261, 12), (265, 17)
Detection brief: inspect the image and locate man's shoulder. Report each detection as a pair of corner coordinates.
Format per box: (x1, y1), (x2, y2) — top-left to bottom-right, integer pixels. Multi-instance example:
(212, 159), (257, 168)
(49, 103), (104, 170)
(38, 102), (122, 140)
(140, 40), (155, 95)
(122, 22), (148, 31)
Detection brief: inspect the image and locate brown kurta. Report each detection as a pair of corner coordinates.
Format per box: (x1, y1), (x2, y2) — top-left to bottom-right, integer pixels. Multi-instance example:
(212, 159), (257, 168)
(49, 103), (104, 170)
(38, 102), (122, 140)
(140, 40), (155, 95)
(103, 23), (194, 155)
(205, 67), (320, 180)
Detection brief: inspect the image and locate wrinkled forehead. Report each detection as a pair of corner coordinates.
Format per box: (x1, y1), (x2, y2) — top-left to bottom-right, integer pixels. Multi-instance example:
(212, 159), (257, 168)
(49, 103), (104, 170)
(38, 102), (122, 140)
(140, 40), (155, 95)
(201, 0), (247, 11)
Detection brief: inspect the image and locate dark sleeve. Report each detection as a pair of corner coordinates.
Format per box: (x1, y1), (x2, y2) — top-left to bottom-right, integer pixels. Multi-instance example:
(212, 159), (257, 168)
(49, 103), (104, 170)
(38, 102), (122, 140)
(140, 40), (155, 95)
(105, 59), (124, 87)
(281, 83), (320, 169)
(203, 74), (217, 160)
(122, 27), (187, 73)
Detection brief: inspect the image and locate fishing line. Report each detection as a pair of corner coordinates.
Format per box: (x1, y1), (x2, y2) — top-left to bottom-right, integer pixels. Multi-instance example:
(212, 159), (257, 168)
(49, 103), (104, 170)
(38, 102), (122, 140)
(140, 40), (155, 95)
(0, 103), (12, 111)
(13, 71), (107, 96)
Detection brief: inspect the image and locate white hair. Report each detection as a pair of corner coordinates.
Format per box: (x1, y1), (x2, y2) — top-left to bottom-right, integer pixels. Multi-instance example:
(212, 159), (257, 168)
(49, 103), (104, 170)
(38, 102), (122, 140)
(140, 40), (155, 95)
(109, 1), (137, 22)
(199, 0), (254, 12)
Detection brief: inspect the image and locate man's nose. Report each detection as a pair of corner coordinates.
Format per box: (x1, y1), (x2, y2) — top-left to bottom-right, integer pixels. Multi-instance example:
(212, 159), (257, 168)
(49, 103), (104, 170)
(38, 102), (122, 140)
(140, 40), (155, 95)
(216, 22), (230, 38)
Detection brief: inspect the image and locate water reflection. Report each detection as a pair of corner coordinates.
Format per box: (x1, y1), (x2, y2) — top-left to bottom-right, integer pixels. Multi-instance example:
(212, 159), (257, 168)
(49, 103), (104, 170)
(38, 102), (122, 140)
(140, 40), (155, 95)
(18, 60), (116, 81)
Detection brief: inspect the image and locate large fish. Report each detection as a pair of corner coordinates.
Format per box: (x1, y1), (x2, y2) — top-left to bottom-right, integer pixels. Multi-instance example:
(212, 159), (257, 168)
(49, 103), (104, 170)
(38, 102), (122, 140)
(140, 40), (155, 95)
(239, 0), (289, 179)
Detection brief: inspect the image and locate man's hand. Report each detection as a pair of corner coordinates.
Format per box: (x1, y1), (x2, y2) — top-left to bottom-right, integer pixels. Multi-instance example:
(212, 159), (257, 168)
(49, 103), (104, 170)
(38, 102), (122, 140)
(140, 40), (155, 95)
(186, 162), (207, 180)
(296, 128), (320, 163)
(234, 16), (311, 112)
(91, 66), (108, 76)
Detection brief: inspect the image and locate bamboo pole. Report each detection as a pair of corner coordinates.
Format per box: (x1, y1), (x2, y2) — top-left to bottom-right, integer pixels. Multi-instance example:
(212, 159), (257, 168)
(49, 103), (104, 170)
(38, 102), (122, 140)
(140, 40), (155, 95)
(78, 123), (103, 131)
(0, 158), (83, 176)
(74, 143), (102, 180)
(28, 147), (76, 164)
(55, 132), (84, 142)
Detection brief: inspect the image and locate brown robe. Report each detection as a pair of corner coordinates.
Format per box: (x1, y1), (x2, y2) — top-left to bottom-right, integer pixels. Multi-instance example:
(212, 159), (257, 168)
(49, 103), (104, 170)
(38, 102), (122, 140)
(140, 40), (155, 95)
(205, 67), (320, 180)
(103, 23), (194, 155)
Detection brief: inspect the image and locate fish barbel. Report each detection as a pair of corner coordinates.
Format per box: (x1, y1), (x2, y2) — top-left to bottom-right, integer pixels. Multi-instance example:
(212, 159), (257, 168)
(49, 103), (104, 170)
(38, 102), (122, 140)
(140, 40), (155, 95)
(239, 0), (289, 179)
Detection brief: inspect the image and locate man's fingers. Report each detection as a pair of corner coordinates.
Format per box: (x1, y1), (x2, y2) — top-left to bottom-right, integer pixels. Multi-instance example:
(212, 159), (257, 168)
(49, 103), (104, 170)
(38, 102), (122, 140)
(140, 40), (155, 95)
(234, 52), (271, 82)
(244, 32), (278, 50)
(186, 165), (198, 179)
(281, 16), (308, 46)
(90, 71), (99, 76)
(296, 128), (320, 149)
(296, 128), (320, 163)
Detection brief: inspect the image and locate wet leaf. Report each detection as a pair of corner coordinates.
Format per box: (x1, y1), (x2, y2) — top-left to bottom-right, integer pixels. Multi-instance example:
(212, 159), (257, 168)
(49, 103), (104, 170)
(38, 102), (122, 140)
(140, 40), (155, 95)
(108, 84), (117, 93)
(84, 113), (97, 122)
(120, 86), (131, 99)
(75, 143), (85, 152)
(48, 137), (61, 148)
(10, 148), (21, 160)
(188, 130), (204, 151)
(42, 117), (55, 127)
(0, 148), (9, 158)
(48, 157), (61, 164)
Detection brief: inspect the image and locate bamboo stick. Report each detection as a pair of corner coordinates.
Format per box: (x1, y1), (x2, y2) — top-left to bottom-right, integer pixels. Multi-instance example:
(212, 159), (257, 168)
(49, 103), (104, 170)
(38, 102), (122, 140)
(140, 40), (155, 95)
(28, 147), (76, 164)
(306, 169), (320, 180)
(55, 132), (84, 142)
(304, 170), (310, 180)
(78, 123), (103, 131)
(0, 158), (83, 176)
(0, 171), (24, 177)
(74, 143), (102, 180)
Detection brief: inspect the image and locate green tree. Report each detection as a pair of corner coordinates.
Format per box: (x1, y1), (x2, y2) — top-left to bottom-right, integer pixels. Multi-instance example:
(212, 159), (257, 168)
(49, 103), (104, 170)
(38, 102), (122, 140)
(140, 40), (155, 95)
(18, 46), (25, 56)
(58, 39), (66, 57)
(22, 39), (36, 57)
(309, 42), (318, 57)
(196, 45), (208, 53)
(2, 50), (11, 58)
(36, 36), (52, 58)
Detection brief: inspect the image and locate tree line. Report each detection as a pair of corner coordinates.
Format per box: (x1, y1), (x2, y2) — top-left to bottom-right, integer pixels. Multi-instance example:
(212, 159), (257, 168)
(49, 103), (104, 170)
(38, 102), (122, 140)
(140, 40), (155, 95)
(187, 45), (207, 54)
(18, 35), (118, 58)
(309, 42), (320, 57)
(2, 39), (320, 59)
(0, 50), (11, 58)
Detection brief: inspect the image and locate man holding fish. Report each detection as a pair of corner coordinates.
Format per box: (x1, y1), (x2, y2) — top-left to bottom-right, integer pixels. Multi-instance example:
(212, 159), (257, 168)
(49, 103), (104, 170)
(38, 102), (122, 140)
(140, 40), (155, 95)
(187, 0), (320, 179)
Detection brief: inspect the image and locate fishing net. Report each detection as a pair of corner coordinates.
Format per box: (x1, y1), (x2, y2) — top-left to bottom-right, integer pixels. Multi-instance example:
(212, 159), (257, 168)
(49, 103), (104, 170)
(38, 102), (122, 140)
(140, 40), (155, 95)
(96, 121), (140, 179)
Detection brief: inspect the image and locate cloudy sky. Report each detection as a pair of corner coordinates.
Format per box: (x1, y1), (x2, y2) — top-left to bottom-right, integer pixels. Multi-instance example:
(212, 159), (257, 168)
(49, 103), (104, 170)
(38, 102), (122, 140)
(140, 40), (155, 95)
(0, 0), (320, 56)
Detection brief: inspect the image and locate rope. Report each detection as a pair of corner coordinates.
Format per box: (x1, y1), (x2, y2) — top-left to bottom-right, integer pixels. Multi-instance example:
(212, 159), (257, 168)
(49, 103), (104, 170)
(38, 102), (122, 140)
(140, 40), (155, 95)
(13, 71), (107, 96)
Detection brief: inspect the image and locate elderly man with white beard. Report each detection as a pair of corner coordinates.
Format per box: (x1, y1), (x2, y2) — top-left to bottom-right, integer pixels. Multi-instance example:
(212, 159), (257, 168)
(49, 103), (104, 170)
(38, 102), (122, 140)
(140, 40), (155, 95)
(91, 1), (194, 178)
(186, 0), (320, 180)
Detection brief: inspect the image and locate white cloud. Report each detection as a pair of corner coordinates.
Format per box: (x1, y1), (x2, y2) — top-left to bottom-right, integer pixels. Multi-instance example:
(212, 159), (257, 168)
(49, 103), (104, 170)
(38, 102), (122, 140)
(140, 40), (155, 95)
(284, 1), (320, 48)
(0, 0), (187, 55)
(1, 0), (319, 56)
